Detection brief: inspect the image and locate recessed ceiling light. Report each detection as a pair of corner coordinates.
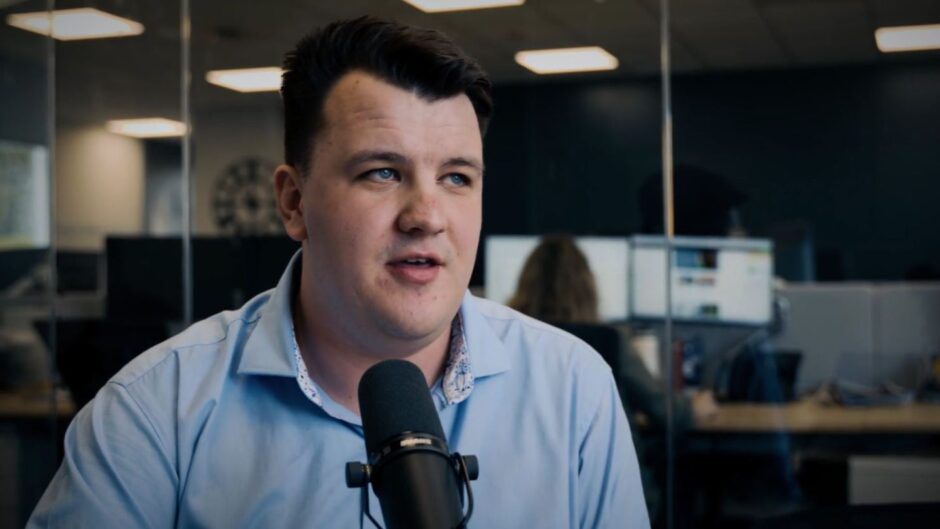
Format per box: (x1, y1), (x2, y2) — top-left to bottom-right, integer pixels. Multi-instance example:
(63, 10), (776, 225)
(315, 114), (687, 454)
(5, 8), (144, 41)
(875, 24), (940, 53)
(515, 46), (619, 75)
(106, 118), (185, 139)
(206, 67), (283, 93)
(402, 0), (525, 13)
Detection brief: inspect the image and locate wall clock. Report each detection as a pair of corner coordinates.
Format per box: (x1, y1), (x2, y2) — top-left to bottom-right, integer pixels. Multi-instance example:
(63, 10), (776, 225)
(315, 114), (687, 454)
(212, 157), (281, 235)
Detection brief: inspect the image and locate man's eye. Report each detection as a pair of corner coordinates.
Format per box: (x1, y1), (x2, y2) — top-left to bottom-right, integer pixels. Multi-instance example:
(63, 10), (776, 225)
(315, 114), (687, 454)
(365, 168), (398, 182)
(444, 173), (470, 187)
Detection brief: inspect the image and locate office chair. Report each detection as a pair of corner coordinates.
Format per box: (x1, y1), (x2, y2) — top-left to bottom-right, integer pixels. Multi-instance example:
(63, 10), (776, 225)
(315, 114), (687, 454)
(551, 322), (621, 374)
(720, 347), (802, 403)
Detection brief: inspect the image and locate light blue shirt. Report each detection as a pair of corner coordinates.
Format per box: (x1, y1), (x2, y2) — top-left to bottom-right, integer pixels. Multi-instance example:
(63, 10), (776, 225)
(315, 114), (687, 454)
(29, 252), (649, 528)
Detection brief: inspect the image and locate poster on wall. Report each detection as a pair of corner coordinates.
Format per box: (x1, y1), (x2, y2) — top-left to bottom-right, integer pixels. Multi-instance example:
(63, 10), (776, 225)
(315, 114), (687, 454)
(0, 140), (50, 249)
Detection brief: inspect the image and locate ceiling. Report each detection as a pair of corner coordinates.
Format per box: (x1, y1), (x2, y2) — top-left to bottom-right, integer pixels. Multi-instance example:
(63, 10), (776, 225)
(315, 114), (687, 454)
(1, 0), (939, 125)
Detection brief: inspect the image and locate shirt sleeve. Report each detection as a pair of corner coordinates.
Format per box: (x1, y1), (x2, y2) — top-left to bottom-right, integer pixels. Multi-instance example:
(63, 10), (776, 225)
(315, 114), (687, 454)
(577, 366), (651, 529)
(27, 381), (178, 529)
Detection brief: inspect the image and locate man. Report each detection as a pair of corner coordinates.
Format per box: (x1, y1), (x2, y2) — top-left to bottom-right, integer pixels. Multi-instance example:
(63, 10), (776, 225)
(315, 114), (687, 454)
(29, 17), (648, 528)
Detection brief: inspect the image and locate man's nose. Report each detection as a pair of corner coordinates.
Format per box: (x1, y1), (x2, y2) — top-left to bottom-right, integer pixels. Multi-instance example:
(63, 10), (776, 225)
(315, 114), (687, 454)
(396, 181), (445, 236)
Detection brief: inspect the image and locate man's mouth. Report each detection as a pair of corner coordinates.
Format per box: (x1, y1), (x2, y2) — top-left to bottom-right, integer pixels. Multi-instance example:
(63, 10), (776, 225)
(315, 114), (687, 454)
(388, 254), (443, 267)
(386, 254), (443, 284)
(395, 257), (436, 267)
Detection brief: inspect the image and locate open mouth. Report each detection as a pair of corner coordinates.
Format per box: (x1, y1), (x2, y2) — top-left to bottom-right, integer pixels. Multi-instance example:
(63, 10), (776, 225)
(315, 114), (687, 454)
(386, 254), (443, 284)
(395, 257), (437, 267)
(388, 253), (443, 267)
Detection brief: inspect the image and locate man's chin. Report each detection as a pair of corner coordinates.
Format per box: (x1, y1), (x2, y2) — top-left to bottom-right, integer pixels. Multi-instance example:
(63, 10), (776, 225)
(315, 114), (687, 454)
(380, 319), (448, 343)
(372, 307), (455, 345)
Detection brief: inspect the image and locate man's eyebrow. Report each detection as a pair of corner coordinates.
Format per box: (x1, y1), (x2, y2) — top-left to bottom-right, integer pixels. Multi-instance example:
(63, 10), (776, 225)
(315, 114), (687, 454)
(345, 151), (485, 174)
(443, 157), (485, 174)
(344, 150), (409, 172)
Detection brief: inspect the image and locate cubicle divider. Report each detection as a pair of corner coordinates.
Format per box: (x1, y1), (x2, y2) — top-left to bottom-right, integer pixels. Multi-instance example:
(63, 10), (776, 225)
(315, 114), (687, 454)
(773, 283), (940, 394)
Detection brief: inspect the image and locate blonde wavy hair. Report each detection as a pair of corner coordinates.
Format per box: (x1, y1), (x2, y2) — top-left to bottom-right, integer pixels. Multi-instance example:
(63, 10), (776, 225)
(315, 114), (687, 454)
(508, 236), (599, 323)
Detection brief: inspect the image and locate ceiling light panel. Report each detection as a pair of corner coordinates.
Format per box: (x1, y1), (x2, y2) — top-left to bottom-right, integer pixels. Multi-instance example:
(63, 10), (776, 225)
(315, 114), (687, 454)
(515, 47), (619, 75)
(106, 118), (185, 139)
(402, 0), (524, 14)
(875, 24), (940, 53)
(6, 8), (144, 41)
(205, 67), (283, 93)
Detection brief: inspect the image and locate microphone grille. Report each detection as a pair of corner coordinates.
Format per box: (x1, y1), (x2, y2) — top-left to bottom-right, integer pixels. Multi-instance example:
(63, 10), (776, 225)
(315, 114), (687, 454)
(358, 359), (446, 455)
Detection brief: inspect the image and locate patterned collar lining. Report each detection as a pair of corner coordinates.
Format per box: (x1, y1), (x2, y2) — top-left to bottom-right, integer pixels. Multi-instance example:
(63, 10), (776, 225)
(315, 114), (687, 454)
(291, 313), (474, 409)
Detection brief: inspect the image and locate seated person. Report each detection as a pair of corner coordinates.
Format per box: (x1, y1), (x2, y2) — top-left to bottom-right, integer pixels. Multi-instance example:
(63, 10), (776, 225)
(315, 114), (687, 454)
(508, 235), (718, 524)
(508, 235), (718, 430)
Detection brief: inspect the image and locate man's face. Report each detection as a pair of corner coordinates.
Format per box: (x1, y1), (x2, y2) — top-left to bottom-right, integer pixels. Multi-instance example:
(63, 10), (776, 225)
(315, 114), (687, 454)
(297, 70), (483, 348)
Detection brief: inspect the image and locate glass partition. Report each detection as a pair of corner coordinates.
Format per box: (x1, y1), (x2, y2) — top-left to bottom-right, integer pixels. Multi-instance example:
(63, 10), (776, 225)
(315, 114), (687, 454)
(52, 7), (184, 435)
(0, 1), (55, 527)
(669, 1), (940, 527)
(49, 0), (185, 402)
(188, 0), (296, 320)
(1, 0), (185, 525)
(5, 0), (685, 525)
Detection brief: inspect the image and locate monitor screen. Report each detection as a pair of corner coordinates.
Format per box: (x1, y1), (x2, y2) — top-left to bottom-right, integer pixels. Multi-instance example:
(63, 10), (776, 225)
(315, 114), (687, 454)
(484, 235), (630, 321)
(631, 235), (774, 325)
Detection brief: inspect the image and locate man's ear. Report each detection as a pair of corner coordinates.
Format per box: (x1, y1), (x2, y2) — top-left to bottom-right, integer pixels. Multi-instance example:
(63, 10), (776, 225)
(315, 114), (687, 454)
(273, 164), (307, 242)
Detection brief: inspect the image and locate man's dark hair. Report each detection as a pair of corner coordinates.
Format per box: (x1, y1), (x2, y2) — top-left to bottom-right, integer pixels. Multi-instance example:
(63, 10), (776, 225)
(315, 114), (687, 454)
(281, 16), (494, 172)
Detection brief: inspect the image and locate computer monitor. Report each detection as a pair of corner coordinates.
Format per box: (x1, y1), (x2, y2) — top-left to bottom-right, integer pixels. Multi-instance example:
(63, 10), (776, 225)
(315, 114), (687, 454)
(484, 235), (631, 321)
(630, 235), (774, 325)
(0, 248), (46, 292)
(106, 236), (299, 324)
(106, 237), (183, 324)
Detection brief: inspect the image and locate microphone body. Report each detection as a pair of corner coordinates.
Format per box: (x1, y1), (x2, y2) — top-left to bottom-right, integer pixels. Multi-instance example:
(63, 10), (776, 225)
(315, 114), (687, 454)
(369, 437), (464, 528)
(357, 359), (466, 529)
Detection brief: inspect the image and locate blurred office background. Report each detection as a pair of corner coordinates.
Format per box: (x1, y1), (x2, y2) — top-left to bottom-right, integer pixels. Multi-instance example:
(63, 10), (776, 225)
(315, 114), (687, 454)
(1, 0), (939, 527)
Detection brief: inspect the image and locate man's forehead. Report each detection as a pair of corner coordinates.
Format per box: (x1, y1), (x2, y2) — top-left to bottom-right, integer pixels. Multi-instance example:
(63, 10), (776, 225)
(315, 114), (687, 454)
(311, 71), (483, 168)
(322, 71), (477, 130)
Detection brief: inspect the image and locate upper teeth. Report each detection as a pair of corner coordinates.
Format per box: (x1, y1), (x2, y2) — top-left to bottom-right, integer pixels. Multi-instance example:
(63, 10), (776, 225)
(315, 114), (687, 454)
(405, 258), (429, 264)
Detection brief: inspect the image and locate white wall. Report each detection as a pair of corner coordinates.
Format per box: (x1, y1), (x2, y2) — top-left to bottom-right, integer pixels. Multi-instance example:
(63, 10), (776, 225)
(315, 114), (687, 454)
(52, 103), (284, 247)
(55, 126), (145, 250)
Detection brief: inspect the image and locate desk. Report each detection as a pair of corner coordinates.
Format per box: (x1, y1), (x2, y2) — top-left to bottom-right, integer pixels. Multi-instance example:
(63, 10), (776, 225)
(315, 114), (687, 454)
(0, 390), (75, 420)
(683, 401), (940, 525)
(0, 390), (74, 528)
(696, 400), (940, 434)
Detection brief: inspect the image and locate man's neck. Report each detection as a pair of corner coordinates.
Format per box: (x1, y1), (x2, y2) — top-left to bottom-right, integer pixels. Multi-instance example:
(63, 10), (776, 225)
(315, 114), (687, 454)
(291, 295), (452, 417)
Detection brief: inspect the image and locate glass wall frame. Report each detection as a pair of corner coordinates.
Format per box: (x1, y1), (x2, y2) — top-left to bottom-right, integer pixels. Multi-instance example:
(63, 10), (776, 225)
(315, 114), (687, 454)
(666, 1), (940, 528)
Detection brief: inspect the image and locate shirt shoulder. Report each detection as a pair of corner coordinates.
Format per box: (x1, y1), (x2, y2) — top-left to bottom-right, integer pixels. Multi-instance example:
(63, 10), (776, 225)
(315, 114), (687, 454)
(468, 295), (613, 380)
(464, 296), (629, 464)
(108, 288), (274, 390)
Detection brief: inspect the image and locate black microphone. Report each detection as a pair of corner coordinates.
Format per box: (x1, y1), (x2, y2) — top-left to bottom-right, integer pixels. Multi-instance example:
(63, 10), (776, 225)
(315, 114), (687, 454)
(346, 359), (478, 529)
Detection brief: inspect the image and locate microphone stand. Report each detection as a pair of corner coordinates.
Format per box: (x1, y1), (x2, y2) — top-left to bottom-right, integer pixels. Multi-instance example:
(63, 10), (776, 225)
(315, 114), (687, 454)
(346, 451), (479, 529)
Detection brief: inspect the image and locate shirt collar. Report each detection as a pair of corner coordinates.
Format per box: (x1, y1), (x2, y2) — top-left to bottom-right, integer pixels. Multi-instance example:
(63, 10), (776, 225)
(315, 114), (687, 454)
(237, 250), (301, 377)
(237, 250), (513, 384)
(458, 291), (512, 379)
